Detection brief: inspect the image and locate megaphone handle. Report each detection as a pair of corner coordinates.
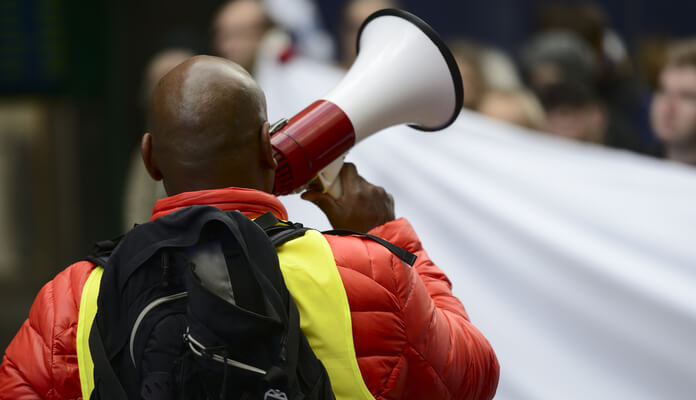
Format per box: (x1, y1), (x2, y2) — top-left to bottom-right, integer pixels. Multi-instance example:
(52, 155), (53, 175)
(324, 177), (343, 199)
(315, 156), (346, 199)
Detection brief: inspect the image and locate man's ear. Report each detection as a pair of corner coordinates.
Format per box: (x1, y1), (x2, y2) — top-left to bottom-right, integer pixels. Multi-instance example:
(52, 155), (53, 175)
(141, 133), (163, 181)
(259, 122), (277, 170)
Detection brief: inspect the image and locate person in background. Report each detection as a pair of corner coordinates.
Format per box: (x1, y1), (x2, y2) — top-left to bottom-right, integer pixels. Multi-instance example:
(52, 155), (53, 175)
(650, 38), (696, 166)
(525, 3), (648, 154)
(448, 37), (525, 118)
(263, 0), (335, 61)
(631, 34), (673, 155)
(521, 30), (598, 93)
(478, 88), (546, 130)
(123, 47), (194, 229)
(448, 39), (488, 110)
(533, 2), (635, 112)
(522, 31), (641, 150)
(337, 0), (400, 70)
(478, 46), (523, 92)
(538, 81), (608, 144)
(211, 0), (274, 74)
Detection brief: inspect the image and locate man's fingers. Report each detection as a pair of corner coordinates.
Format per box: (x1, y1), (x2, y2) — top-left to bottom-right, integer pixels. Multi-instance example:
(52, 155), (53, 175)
(300, 190), (324, 203)
(301, 190), (338, 211)
(340, 163), (361, 186)
(342, 162), (358, 174)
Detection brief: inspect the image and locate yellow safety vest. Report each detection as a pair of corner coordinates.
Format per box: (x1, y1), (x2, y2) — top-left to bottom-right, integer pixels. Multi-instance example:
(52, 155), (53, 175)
(76, 229), (374, 400)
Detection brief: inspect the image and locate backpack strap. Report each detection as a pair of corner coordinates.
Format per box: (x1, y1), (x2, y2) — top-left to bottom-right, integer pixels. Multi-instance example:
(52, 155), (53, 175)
(322, 229), (417, 266)
(78, 235), (125, 400)
(255, 212), (416, 266)
(283, 286), (301, 378)
(254, 212), (310, 247)
(88, 317), (129, 399)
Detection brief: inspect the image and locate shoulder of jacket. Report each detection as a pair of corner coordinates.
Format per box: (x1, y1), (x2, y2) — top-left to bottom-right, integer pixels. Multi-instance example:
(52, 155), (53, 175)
(324, 219), (422, 308)
(52, 260), (98, 306)
(28, 261), (96, 341)
(366, 218), (422, 253)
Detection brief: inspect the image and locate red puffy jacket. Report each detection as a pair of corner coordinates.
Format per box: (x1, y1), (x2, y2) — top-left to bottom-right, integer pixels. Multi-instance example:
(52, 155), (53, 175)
(0, 187), (499, 399)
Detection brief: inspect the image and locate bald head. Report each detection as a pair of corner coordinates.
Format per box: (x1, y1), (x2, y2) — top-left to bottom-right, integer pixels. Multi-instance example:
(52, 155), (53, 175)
(142, 55), (276, 195)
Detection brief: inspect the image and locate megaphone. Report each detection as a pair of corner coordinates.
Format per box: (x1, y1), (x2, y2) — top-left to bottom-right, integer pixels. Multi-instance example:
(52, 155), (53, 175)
(271, 8), (463, 196)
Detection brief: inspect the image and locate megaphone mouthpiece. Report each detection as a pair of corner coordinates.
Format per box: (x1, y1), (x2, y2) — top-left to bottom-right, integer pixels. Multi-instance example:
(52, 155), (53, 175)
(272, 100), (355, 195)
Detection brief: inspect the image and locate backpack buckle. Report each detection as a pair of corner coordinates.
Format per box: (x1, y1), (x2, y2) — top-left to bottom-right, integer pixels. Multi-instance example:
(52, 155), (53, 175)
(264, 389), (288, 400)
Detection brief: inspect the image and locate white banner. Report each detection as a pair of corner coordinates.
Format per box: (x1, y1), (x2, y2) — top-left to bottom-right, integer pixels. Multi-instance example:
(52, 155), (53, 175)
(281, 111), (696, 400)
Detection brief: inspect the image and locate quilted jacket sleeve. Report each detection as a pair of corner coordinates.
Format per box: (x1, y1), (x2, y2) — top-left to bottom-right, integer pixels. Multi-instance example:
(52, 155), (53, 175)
(0, 261), (94, 400)
(370, 219), (500, 399)
(366, 218), (499, 399)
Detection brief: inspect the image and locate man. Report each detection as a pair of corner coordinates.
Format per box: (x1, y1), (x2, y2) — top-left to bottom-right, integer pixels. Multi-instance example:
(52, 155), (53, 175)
(0, 56), (499, 399)
(651, 38), (696, 166)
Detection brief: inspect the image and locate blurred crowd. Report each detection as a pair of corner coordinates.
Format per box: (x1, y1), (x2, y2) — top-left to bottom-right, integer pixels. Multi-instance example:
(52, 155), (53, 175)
(2, 0), (696, 350)
(124, 0), (696, 227)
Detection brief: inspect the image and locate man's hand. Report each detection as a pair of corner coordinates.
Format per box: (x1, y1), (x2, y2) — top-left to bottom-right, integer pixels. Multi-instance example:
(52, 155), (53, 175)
(301, 163), (395, 233)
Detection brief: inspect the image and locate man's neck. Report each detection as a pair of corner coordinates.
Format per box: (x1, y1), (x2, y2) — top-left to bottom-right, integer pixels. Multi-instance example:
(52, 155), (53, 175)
(666, 141), (696, 166)
(164, 172), (272, 197)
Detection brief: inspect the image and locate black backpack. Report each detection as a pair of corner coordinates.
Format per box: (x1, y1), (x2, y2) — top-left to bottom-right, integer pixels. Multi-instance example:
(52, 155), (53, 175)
(85, 205), (335, 400)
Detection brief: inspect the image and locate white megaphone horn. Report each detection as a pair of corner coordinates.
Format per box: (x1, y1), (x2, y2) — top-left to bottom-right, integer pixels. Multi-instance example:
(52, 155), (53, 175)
(271, 8), (463, 197)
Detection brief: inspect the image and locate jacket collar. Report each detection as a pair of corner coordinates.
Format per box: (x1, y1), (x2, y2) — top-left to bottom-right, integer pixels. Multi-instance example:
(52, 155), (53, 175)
(151, 187), (288, 221)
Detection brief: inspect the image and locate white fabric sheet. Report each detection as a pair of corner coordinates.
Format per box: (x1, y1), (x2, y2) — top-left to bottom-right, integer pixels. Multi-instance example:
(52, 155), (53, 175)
(281, 111), (696, 400)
